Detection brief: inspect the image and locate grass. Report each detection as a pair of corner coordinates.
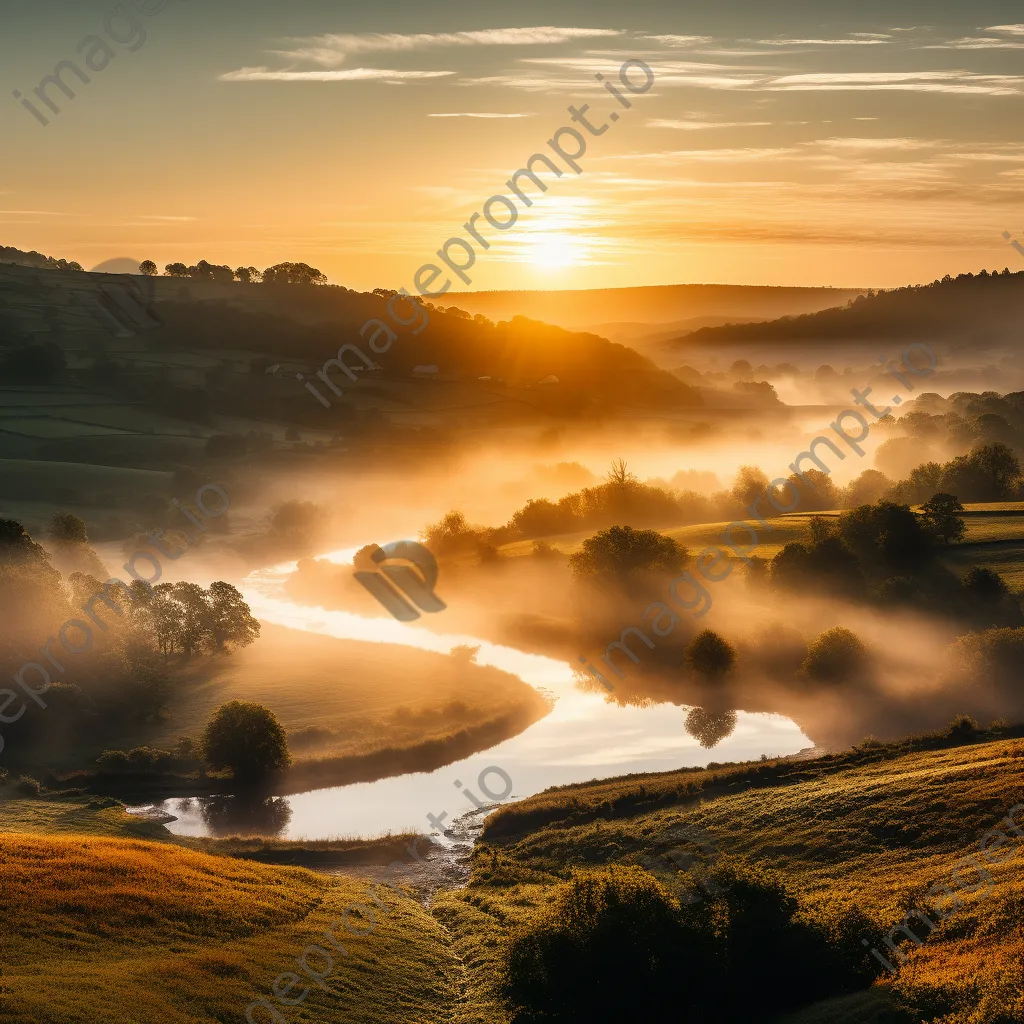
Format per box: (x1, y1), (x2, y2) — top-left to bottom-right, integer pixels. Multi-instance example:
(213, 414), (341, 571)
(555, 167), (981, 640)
(0, 830), (463, 1024)
(428, 725), (1024, 1024)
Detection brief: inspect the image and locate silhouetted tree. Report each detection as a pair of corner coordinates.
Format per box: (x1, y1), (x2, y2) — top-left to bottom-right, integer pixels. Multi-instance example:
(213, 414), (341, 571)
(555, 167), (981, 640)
(139, 260), (157, 276)
(802, 627), (867, 683)
(201, 701), (290, 782)
(568, 526), (687, 583)
(921, 493), (965, 544)
(684, 630), (736, 681)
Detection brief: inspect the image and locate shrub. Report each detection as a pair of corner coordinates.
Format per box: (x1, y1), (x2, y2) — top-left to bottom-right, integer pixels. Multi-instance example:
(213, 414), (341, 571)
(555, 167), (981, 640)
(568, 525), (687, 584)
(684, 630), (737, 681)
(14, 775), (41, 796)
(802, 627), (867, 683)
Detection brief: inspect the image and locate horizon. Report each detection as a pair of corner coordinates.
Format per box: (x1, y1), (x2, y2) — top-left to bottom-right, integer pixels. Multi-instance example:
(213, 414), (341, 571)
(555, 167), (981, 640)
(5, 1), (1024, 291)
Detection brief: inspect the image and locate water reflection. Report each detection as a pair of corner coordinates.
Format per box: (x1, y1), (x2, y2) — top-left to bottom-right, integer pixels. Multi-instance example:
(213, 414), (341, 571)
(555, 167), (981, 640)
(179, 794), (293, 838)
(684, 707), (739, 749)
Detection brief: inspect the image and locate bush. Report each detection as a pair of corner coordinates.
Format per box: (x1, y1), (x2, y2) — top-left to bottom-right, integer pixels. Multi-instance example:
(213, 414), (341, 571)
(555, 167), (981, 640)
(684, 630), (736, 681)
(568, 526), (687, 584)
(201, 701), (291, 782)
(14, 775), (41, 796)
(802, 627), (867, 683)
(501, 861), (880, 1023)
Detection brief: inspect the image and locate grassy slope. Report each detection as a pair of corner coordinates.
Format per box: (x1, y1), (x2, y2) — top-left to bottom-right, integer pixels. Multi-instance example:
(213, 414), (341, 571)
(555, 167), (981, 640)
(30, 624), (547, 781)
(0, 830), (462, 1024)
(433, 731), (1024, 1024)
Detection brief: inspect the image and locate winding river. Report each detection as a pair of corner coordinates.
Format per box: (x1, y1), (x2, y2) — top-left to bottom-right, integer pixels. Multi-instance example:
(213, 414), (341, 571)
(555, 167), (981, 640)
(154, 550), (811, 841)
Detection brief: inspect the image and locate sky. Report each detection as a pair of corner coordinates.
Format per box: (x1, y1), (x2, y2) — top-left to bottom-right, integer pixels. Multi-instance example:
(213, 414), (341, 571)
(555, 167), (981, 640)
(4, 0), (1024, 291)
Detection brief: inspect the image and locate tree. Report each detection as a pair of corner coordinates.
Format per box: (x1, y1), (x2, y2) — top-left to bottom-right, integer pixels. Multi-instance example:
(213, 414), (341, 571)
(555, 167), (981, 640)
(684, 630), (736, 680)
(802, 627), (867, 683)
(139, 260), (157, 276)
(920, 493), (965, 544)
(47, 512), (88, 546)
(262, 262), (328, 285)
(685, 706), (737, 747)
(568, 526), (687, 583)
(169, 582), (211, 656)
(788, 468), (839, 511)
(235, 266), (261, 284)
(164, 262), (190, 277)
(940, 443), (1021, 502)
(201, 701), (290, 781)
(839, 501), (933, 572)
(731, 466), (771, 508)
(207, 581), (260, 653)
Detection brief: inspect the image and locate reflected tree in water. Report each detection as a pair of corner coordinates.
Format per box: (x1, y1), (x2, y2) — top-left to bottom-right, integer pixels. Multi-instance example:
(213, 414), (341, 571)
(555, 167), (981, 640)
(197, 794), (292, 837)
(685, 706), (737, 748)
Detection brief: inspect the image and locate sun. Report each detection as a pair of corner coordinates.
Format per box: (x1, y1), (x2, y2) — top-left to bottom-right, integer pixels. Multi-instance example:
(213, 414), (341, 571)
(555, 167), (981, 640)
(529, 234), (580, 269)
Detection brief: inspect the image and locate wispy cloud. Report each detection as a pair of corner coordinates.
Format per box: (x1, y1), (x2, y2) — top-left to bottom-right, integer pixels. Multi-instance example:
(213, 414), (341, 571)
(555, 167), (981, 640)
(642, 35), (715, 46)
(647, 119), (772, 130)
(428, 111), (535, 118)
(766, 71), (1024, 95)
(984, 24), (1024, 35)
(751, 36), (891, 46)
(220, 67), (456, 82)
(808, 137), (938, 151)
(275, 27), (622, 67)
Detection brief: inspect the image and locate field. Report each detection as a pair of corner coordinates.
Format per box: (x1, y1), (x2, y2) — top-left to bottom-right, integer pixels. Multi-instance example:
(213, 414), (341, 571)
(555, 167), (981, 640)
(24, 624), (549, 793)
(434, 728), (1024, 1024)
(0, 829), (460, 1024)
(5, 728), (1022, 1023)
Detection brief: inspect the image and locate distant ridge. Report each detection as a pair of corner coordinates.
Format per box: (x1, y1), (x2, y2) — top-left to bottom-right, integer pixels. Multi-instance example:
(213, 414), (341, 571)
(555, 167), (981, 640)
(0, 244), (82, 272)
(444, 283), (867, 330)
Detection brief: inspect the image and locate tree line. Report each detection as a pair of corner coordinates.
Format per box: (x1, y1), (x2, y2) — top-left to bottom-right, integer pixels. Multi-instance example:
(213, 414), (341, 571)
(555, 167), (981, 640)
(139, 260), (328, 285)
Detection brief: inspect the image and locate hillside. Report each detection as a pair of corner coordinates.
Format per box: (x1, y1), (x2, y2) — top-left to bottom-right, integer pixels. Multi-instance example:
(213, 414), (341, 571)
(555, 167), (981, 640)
(0, 829), (461, 1024)
(676, 270), (1024, 352)
(439, 283), (865, 331)
(434, 728), (1024, 1024)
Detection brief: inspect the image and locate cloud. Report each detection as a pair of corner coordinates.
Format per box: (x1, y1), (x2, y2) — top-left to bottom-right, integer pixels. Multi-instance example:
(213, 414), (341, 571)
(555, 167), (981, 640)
(984, 24), (1024, 35)
(808, 137), (938, 151)
(926, 36), (1024, 50)
(647, 119), (772, 130)
(750, 37), (890, 46)
(220, 67), (456, 82)
(428, 111), (535, 117)
(642, 35), (715, 46)
(276, 27), (622, 66)
(766, 71), (1024, 95)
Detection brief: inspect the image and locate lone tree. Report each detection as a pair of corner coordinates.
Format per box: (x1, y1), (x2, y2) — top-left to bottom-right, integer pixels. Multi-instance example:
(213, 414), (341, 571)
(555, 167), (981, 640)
(47, 511), (89, 546)
(684, 629), (736, 681)
(568, 526), (687, 583)
(201, 701), (290, 782)
(920, 492), (966, 545)
(802, 627), (867, 683)
(139, 260), (157, 276)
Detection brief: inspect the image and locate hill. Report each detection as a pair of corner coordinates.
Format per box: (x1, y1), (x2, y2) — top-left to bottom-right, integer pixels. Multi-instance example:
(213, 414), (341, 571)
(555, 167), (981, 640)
(439, 283), (865, 331)
(675, 270), (1024, 354)
(434, 727), (1024, 1024)
(0, 830), (461, 1024)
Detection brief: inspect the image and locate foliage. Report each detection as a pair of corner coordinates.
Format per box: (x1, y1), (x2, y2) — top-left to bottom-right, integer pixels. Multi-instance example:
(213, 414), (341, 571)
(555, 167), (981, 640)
(501, 861), (879, 1023)
(201, 701), (291, 781)
(46, 511), (89, 545)
(262, 262), (328, 285)
(802, 627), (867, 683)
(921, 492), (966, 544)
(568, 525), (687, 584)
(138, 260), (157, 276)
(684, 629), (737, 681)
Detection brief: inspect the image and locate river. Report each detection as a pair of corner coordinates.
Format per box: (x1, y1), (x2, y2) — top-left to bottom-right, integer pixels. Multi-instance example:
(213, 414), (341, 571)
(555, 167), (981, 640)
(152, 549), (811, 841)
